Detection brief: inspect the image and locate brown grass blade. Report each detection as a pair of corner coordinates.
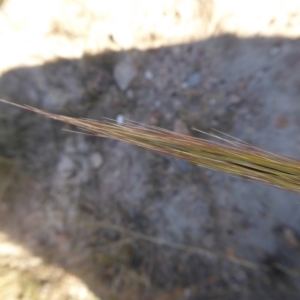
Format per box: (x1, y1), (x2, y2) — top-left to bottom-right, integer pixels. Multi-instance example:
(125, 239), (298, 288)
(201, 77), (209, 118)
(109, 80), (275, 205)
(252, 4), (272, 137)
(1, 99), (300, 193)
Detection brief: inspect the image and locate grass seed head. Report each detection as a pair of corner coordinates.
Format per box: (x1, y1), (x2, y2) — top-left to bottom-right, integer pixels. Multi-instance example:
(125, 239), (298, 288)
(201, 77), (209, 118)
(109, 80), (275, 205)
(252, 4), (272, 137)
(1, 99), (300, 193)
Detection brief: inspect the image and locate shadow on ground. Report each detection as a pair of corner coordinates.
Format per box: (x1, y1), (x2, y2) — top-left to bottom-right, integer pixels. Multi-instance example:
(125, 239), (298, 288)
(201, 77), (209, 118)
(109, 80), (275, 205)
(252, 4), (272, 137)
(1, 34), (300, 299)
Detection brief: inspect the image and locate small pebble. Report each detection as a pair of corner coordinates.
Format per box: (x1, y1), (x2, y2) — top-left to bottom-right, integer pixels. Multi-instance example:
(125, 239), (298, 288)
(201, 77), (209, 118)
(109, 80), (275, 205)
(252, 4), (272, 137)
(174, 119), (191, 136)
(181, 82), (188, 89)
(57, 155), (75, 178)
(209, 98), (216, 105)
(116, 114), (124, 124)
(229, 95), (241, 105)
(187, 72), (201, 87)
(144, 70), (153, 80)
(114, 57), (137, 90)
(89, 152), (103, 169)
(149, 110), (161, 126)
(154, 100), (161, 108)
(126, 89), (134, 99)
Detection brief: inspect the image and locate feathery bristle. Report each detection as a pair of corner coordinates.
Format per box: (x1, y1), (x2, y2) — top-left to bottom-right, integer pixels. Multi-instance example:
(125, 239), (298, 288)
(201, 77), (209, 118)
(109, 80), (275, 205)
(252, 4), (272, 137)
(1, 99), (300, 193)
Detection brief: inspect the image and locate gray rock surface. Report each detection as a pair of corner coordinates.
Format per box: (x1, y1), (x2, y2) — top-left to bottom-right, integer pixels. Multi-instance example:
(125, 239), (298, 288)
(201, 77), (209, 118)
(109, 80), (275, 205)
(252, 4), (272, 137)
(0, 1), (300, 299)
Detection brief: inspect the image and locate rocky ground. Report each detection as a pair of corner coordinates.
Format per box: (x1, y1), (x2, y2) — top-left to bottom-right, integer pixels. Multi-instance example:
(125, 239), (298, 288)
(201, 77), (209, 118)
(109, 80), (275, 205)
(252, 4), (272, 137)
(1, 1), (300, 299)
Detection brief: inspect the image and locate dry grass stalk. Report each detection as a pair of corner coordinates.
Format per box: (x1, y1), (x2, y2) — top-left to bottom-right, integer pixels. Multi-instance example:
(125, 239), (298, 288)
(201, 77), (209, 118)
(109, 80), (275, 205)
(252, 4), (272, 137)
(96, 220), (261, 271)
(1, 99), (300, 193)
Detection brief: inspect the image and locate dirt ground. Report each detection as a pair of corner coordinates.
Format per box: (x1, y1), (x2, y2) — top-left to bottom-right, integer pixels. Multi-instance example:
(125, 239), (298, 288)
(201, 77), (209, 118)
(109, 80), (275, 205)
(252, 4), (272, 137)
(1, 0), (300, 299)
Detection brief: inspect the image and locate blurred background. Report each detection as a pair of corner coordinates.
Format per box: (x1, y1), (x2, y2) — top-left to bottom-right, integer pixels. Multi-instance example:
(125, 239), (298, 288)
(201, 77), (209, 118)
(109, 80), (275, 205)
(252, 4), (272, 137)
(0, 0), (300, 299)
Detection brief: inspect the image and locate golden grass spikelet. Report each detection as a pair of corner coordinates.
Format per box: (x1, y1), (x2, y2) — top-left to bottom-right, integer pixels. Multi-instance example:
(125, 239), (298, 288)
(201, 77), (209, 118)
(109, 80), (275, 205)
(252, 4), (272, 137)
(1, 99), (300, 193)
